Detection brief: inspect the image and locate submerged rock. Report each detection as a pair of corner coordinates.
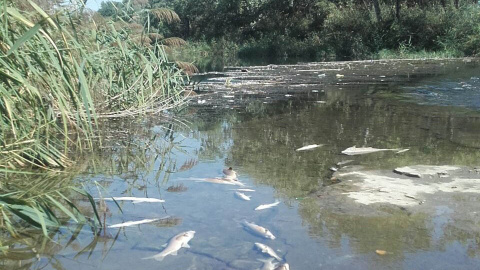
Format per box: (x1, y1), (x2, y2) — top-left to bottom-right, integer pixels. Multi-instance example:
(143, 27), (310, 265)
(322, 165), (480, 208)
(393, 165), (460, 178)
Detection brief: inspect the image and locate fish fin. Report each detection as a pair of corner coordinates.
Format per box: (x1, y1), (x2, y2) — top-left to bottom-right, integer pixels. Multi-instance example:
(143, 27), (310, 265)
(171, 250), (178, 256)
(142, 254), (165, 261)
(182, 243), (191, 248)
(161, 243), (167, 248)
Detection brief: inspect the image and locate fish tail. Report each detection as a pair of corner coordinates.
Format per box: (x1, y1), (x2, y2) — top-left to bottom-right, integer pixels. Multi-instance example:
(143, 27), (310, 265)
(142, 254), (165, 261)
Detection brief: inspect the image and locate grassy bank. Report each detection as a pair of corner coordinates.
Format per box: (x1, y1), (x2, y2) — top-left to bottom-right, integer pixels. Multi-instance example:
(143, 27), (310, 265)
(0, 0), (187, 237)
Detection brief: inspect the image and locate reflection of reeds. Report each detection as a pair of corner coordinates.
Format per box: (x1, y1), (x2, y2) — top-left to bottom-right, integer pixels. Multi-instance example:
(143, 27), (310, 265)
(179, 158), (198, 171)
(152, 217), (182, 227)
(166, 183), (188, 192)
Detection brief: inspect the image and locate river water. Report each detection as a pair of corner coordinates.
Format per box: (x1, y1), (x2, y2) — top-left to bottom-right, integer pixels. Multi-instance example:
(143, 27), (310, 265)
(2, 59), (480, 270)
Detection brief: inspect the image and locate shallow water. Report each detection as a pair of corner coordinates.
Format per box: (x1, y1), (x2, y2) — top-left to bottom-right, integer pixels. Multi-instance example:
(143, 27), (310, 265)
(2, 59), (480, 270)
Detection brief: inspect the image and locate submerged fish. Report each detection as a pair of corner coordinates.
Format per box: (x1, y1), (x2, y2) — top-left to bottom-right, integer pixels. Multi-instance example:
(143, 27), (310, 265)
(108, 218), (159, 228)
(341, 146), (401, 156)
(223, 167), (238, 179)
(296, 144), (323, 151)
(235, 191), (251, 201)
(255, 201), (280, 211)
(255, 242), (282, 261)
(242, 220), (275, 239)
(258, 258), (277, 270)
(101, 197), (165, 203)
(142, 231), (195, 261)
(274, 263), (290, 270)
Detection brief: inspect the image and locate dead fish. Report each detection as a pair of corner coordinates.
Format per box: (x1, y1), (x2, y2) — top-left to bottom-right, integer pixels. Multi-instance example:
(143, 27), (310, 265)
(258, 258), (277, 270)
(231, 188), (255, 192)
(242, 220), (276, 239)
(255, 242), (282, 261)
(336, 160), (353, 166)
(255, 201), (280, 211)
(101, 197), (165, 203)
(296, 144), (323, 151)
(235, 191), (251, 201)
(142, 231), (195, 261)
(274, 263), (290, 270)
(223, 167), (238, 179)
(178, 177), (245, 186)
(108, 218), (159, 228)
(341, 146), (401, 156)
(204, 178), (245, 186)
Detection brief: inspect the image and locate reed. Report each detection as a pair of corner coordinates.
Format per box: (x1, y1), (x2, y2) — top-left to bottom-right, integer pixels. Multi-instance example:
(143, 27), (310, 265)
(0, 0), (186, 236)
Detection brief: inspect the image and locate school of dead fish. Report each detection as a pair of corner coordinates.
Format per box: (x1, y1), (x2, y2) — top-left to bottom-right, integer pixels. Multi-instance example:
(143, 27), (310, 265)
(99, 144), (404, 266)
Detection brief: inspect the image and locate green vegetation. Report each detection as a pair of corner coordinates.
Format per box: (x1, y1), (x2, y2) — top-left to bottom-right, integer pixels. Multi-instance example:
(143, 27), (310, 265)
(105, 0), (480, 62)
(0, 0), (187, 237)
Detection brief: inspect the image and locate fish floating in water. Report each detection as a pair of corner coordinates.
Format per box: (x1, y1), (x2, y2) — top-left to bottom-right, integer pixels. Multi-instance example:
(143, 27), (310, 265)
(255, 201), (280, 211)
(242, 220), (276, 239)
(255, 242), (282, 261)
(177, 177), (245, 186)
(108, 218), (160, 228)
(258, 258), (277, 270)
(204, 178), (245, 186)
(231, 188), (255, 192)
(142, 231), (195, 261)
(100, 197), (165, 203)
(223, 167), (238, 180)
(274, 263), (290, 270)
(296, 144), (323, 151)
(235, 191), (251, 201)
(341, 146), (406, 156)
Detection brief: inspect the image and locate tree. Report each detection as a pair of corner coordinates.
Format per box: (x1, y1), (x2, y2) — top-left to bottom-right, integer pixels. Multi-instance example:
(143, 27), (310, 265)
(371, 0), (381, 22)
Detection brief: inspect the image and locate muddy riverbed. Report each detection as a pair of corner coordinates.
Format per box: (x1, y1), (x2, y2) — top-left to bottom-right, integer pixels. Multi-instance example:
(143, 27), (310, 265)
(2, 58), (480, 270)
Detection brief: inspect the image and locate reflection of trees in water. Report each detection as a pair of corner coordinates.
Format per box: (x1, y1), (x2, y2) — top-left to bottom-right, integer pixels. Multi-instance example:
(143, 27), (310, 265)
(300, 198), (431, 254)
(228, 91), (480, 200)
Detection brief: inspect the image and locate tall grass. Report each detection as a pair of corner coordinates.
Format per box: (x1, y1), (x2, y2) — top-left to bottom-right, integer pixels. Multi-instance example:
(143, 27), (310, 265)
(0, 0), (187, 236)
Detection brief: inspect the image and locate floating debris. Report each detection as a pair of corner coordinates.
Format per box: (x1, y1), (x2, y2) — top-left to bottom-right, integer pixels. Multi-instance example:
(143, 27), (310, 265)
(336, 74), (344, 78)
(375, 250), (387, 255)
(396, 148), (410, 154)
(152, 217), (182, 227)
(330, 167), (338, 172)
(166, 183), (188, 192)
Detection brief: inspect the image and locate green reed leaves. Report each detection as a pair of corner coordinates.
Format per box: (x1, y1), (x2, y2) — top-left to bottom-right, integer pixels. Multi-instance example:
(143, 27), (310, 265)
(0, 0), (187, 236)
